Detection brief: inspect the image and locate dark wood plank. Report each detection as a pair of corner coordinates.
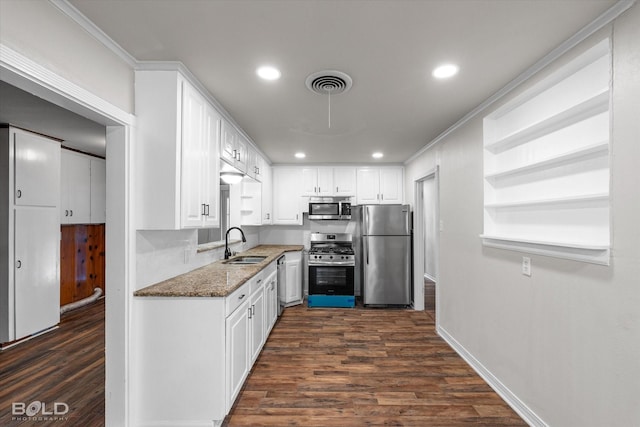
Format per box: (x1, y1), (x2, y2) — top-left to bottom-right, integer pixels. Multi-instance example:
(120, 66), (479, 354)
(60, 224), (106, 306)
(224, 305), (527, 426)
(0, 299), (105, 426)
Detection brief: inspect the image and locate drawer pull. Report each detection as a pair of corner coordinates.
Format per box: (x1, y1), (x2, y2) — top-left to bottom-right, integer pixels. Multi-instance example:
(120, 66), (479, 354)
(238, 294), (246, 300)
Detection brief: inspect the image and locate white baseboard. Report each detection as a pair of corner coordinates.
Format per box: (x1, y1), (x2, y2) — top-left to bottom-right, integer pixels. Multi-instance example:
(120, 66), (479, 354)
(437, 325), (547, 427)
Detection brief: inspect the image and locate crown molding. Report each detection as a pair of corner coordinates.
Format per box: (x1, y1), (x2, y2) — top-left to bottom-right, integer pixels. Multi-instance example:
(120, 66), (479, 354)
(405, 0), (636, 165)
(49, 0), (137, 68)
(0, 43), (134, 126)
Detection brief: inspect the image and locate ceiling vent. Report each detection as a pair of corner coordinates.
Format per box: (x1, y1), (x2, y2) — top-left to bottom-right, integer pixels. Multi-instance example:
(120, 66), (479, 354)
(305, 70), (353, 95)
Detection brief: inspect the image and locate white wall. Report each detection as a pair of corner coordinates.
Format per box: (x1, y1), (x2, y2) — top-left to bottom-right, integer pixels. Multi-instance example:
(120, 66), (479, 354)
(0, 0), (134, 114)
(404, 6), (640, 427)
(260, 216), (355, 249)
(136, 227), (260, 290)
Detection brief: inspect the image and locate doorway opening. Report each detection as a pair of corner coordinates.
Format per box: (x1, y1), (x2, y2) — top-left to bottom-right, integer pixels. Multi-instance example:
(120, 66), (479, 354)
(413, 168), (439, 319)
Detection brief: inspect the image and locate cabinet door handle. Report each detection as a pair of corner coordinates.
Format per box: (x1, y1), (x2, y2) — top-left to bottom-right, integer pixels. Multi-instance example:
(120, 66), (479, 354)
(201, 204), (206, 216)
(314, 187), (317, 194)
(16, 260), (22, 269)
(336, 186), (339, 193)
(251, 304), (255, 316)
(16, 190), (22, 199)
(296, 214), (299, 220)
(65, 210), (69, 217)
(381, 194), (384, 200)
(266, 213), (270, 220)
(318, 187), (321, 193)
(232, 149), (237, 159)
(206, 204), (210, 216)
(70, 210), (73, 216)
(248, 306), (252, 319)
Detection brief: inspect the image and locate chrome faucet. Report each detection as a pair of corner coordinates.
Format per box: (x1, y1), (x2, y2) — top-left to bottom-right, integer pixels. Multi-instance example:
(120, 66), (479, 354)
(224, 227), (246, 259)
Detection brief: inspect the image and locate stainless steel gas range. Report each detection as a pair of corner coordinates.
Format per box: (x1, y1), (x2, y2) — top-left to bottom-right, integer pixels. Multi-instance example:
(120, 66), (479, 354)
(307, 233), (356, 308)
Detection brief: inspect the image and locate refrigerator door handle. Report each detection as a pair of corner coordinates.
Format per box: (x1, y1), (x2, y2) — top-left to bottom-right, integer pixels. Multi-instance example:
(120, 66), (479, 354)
(365, 237), (369, 265)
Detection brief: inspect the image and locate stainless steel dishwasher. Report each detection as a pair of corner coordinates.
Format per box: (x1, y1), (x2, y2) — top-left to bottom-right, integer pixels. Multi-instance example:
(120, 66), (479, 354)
(276, 255), (286, 316)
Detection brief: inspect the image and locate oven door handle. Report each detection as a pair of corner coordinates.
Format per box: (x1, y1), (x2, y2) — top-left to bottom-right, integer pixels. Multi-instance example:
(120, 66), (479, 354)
(309, 261), (355, 266)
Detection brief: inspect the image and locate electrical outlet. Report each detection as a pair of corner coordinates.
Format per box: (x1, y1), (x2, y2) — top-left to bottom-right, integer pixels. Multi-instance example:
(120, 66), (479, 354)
(522, 256), (531, 277)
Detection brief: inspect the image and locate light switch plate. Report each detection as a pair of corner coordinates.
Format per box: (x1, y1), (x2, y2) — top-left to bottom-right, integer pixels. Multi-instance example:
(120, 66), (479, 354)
(522, 257), (531, 277)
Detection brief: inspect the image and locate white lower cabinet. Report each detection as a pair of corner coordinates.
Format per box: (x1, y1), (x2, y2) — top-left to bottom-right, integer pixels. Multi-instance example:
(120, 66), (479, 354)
(265, 271), (278, 333)
(132, 260), (279, 426)
(226, 295), (250, 411)
(249, 284), (266, 364)
(284, 251), (303, 306)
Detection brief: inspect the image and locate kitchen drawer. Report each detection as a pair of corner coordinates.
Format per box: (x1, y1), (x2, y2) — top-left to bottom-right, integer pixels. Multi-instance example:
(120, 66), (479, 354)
(226, 282), (251, 317)
(251, 273), (264, 294)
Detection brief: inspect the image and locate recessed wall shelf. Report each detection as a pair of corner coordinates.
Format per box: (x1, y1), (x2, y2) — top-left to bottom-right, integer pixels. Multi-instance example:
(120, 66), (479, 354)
(484, 141), (609, 181)
(484, 193), (609, 209)
(482, 39), (611, 265)
(485, 91), (609, 154)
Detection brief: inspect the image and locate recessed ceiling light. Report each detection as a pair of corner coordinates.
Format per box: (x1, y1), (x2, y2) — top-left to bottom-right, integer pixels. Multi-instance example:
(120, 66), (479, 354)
(295, 152), (306, 159)
(432, 64), (459, 79)
(372, 152), (384, 159)
(256, 66), (281, 81)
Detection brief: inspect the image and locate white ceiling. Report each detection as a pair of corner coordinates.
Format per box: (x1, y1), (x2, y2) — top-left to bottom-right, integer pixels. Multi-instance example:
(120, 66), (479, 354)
(10, 0), (619, 164)
(0, 81), (106, 156)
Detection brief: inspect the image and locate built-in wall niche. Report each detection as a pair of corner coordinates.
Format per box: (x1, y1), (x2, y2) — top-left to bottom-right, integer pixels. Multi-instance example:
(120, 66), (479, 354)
(481, 39), (611, 265)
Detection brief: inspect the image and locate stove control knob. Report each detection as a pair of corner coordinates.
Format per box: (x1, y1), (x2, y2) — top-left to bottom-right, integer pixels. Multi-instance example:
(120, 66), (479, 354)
(329, 256), (333, 259)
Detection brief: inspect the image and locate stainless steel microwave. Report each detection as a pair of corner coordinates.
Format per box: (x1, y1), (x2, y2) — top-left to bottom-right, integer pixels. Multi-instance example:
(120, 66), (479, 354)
(308, 201), (351, 220)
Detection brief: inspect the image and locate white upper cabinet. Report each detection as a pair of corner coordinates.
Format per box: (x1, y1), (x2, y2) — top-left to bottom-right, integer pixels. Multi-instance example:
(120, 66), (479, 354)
(246, 148), (266, 182)
(302, 167), (354, 197)
(272, 167), (303, 225)
(221, 121), (248, 173)
(181, 90), (221, 229)
(60, 150), (91, 224)
(356, 167), (403, 204)
(333, 167), (357, 196)
(60, 149), (105, 224)
(90, 158), (106, 224)
(261, 163), (273, 225)
(14, 130), (60, 208)
(135, 69), (220, 230)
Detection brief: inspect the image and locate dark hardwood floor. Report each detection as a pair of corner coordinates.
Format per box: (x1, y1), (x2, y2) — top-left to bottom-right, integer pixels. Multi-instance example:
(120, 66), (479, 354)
(0, 299), (105, 427)
(225, 305), (527, 426)
(1, 297), (526, 426)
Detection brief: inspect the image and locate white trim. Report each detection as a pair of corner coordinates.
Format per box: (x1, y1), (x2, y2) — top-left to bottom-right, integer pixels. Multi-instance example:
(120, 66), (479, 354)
(2, 42), (135, 427)
(480, 236), (610, 265)
(412, 166), (439, 313)
(437, 325), (548, 427)
(405, 0), (636, 165)
(48, 0), (138, 68)
(0, 44), (134, 126)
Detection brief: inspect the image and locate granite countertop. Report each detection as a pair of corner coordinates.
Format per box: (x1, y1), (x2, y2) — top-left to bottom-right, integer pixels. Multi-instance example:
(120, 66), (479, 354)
(134, 245), (304, 298)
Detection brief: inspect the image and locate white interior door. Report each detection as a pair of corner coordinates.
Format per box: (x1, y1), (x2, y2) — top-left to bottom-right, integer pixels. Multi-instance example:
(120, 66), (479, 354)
(14, 208), (60, 339)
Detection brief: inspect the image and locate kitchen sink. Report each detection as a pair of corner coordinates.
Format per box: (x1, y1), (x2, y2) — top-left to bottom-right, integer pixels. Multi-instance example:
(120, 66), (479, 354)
(223, 255), (267, 265)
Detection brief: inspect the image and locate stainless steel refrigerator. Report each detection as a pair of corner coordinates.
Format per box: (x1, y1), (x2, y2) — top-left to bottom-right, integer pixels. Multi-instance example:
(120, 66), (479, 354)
(354, 204), (412, 306)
